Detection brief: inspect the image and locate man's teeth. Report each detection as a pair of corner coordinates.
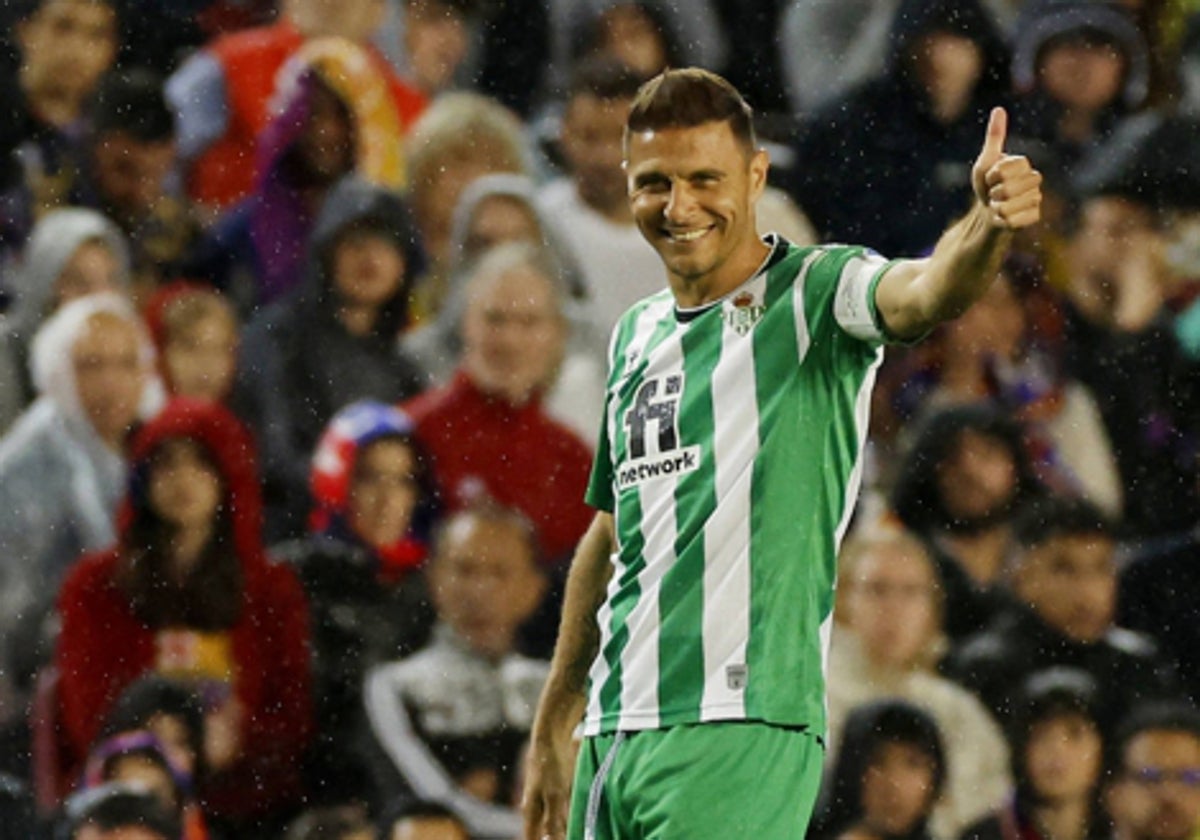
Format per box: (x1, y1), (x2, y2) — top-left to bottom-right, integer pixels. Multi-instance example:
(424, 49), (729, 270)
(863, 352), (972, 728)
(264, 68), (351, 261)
(670, 229), (707, 242)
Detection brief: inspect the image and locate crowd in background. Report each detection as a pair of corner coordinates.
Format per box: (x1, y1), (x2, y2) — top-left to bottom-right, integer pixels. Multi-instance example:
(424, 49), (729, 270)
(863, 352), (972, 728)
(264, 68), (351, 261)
(1, 0), (1200, 838)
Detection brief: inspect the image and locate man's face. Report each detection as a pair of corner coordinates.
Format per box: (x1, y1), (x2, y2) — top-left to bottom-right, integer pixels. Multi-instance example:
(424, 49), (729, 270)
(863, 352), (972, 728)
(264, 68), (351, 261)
(331, 228), (405, 311)
(76, 828), (167, 840)
(561, 93), (633, 216)
(461, 195), (541, 261)
(429, 516), (545, 660)
(91, 131), (176, 219)
(462, 264), (565, 405)
(163, 312), (238, 403)
(294, 81), (355, 186)
(1070, 195), (1155, 285)
(18, 0), (118, 102)
(860, 741), (939, 836)
(912, 31), (984, 122)
(1038, 34), (1126, 113)
(1025, 712), (1104, 803)
(55, 240), (121, 308)
(626, 120), (767, 290)
(288, 0), (387, 42)
(1109, 730), (1200, 840)
(1013, 533), (1116, 643)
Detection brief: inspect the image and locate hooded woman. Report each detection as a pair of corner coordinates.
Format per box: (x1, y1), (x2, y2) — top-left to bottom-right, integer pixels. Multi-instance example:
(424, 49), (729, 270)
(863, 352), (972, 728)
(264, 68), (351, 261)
(54, 398), (313, 829)
(236, 175), (426, 539)
(0, 208), (131, 432)
(0, 293), (159, 719)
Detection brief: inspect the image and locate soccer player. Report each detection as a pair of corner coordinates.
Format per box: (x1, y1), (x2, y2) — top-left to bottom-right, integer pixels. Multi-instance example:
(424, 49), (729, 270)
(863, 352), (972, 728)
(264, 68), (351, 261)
(522, 68), (1042, 840)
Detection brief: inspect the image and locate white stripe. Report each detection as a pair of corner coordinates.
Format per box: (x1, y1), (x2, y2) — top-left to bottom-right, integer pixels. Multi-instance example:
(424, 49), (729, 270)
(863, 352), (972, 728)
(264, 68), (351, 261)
(698, 271), (768, 719)
(833, 252), (891, 343)
(585, 296), (674, 734)
(792, 249), (820, 366)
(617, 321), (688, 731)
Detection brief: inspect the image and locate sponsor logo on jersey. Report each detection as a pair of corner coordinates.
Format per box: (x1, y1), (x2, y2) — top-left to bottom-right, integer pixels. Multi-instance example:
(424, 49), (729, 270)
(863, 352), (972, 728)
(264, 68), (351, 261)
(615, 445), (702, 490)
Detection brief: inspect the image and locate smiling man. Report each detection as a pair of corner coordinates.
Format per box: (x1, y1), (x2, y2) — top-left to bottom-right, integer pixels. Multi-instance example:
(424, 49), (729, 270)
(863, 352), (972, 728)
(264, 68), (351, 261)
(522, 67), (1042, 840)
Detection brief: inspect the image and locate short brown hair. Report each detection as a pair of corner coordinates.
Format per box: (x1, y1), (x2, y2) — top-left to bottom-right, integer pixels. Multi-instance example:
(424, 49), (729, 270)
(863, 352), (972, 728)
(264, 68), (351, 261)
(625, 67), (756, 153)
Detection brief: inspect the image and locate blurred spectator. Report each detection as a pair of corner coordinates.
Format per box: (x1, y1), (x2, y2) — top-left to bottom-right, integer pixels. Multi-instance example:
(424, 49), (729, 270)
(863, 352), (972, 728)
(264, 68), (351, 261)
(832, 527), (1010, 837)
(81, 730), (205, 840)
(0, 207), (131, 432)
(943, 496), (1180, 729)
(0, 773), (33, 840)
(888, 265), (1123, 517)
(236, 176), (425, 538)
(810, 699), (946, 840)
(471, 0), (550, 118)
(1105, 702), (1200, 840)
(404, 92), (531, 319)
(0, 0), (120, 259)
(536, 58), (662, 336)
(960, 668), (1109, 840)
(56, 784), (181, 840)
(54, 398), (313, 830)
(892, 405), (1042, 641)
(1010, 0), (1150, 178)
(166, 0), (425, 211)
(143, 284), (240, 407)
(1061, 186), (1200, 538)
(402, 242), (595, 567)
(363, 505), (548, 840)
(277, 401), (438, 802)
(98, 676), (207, 786)
(286, 803), (376, 840)
(192, 38), (410, 311)
(778, 0), (902, 115)
(404, 229), (605, 445)
(790, 0), (1011, 257)
(710, 0), (790, 115)
(76, 69), (201, 302)
(546, 0), (724, 101)
(380, 797), (470, 840)
(391, 0), (477, 100)
(1120, 532), (1200, 706)
(0, 293), (158, 724)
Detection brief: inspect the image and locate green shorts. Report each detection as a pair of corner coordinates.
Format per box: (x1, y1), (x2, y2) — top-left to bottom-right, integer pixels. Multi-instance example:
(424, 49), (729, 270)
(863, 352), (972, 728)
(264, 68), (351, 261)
(567, 721), (824, 840)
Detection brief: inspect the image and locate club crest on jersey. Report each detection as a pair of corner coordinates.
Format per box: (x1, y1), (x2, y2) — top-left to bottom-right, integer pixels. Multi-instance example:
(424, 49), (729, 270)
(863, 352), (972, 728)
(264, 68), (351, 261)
(724, 291), (765, 336)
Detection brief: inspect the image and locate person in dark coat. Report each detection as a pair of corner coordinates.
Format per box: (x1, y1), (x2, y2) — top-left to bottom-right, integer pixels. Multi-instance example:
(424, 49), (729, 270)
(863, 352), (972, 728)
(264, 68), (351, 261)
(789, 0), (1011, 257)
(236, 175), (426, 539)
(942, 496), (1180, 729)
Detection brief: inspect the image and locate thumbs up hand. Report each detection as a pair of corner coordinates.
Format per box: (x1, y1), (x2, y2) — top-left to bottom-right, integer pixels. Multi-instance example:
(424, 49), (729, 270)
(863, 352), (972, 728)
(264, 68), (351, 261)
(971, 107), (1043, 231)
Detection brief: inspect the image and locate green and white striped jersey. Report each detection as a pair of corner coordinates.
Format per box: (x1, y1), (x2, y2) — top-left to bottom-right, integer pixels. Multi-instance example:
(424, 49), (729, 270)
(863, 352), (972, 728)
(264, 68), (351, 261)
(583, 235), (897, 738)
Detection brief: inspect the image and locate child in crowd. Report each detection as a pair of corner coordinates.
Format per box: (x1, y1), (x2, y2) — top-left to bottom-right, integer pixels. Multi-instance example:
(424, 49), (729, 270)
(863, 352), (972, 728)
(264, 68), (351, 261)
(146, 283), (240, 405)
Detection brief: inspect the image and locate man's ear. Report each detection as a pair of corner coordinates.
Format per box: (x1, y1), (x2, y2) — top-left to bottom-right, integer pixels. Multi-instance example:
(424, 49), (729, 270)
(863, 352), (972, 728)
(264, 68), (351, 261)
(749, 148), (770, 201)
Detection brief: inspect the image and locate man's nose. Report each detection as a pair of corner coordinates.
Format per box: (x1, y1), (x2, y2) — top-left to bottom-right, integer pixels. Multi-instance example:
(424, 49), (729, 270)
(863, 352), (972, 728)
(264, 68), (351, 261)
(665, 181), (697, 222)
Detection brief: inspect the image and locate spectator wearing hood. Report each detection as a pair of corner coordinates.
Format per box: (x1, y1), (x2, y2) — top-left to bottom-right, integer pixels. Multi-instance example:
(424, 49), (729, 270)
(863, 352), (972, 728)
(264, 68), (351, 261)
(791, 0), (1012, 258)
(236, 176), (426, 540)
(166, 0), (425, 211)
(274, 400), (439, 803)
(192, 37), (412, 313)
(54, 398), (313, 831)
(892, 404), (1043, 642)
(403, 174), (607, 443)
(0, 207), (131, 433)
(1009, 0), (1150, 180)
(0, 293), (160, 729)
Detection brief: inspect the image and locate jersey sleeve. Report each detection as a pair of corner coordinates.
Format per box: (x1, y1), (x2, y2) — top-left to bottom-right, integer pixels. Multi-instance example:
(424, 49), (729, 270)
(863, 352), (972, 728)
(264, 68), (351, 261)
(830, 248), (904, 345)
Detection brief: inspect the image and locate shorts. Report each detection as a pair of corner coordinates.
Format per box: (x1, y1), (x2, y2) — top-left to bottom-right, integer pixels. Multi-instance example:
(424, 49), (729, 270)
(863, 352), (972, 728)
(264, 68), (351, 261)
(567, 721), (824, 840)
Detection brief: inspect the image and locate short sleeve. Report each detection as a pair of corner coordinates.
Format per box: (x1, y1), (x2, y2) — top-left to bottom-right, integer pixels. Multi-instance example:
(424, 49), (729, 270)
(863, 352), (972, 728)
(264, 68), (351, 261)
(832, 250), (902, 344)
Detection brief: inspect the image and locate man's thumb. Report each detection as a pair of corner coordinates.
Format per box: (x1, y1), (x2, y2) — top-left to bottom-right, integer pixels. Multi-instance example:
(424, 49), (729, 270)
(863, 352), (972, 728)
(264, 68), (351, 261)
(979, 106), (1007, 164)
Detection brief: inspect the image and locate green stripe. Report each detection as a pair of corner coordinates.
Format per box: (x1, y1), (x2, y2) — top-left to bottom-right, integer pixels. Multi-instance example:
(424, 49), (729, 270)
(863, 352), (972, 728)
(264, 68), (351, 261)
(745, 253), (807, 719)
(656, 306), (723, 721)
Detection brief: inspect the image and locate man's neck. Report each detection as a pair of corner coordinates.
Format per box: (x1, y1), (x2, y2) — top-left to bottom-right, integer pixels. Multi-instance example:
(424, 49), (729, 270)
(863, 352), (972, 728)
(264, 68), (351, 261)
(337, 302), (380, 337)
(937, 525), (1011, 586)
(670, 236), (772, 309)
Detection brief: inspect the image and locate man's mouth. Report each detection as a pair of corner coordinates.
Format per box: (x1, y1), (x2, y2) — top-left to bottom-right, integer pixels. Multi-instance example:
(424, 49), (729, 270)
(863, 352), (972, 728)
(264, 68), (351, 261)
(664, 227), (712, 243)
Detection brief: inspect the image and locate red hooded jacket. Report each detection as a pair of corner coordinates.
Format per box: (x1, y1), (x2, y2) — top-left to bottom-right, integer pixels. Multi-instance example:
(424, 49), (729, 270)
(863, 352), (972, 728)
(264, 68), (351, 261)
(55, 398), (314, 820)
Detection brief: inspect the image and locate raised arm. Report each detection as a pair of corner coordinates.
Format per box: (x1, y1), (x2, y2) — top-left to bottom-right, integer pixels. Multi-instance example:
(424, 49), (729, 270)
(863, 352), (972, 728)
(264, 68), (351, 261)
(522, 511), (615, 840)
(874, 107), (1043, 341)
